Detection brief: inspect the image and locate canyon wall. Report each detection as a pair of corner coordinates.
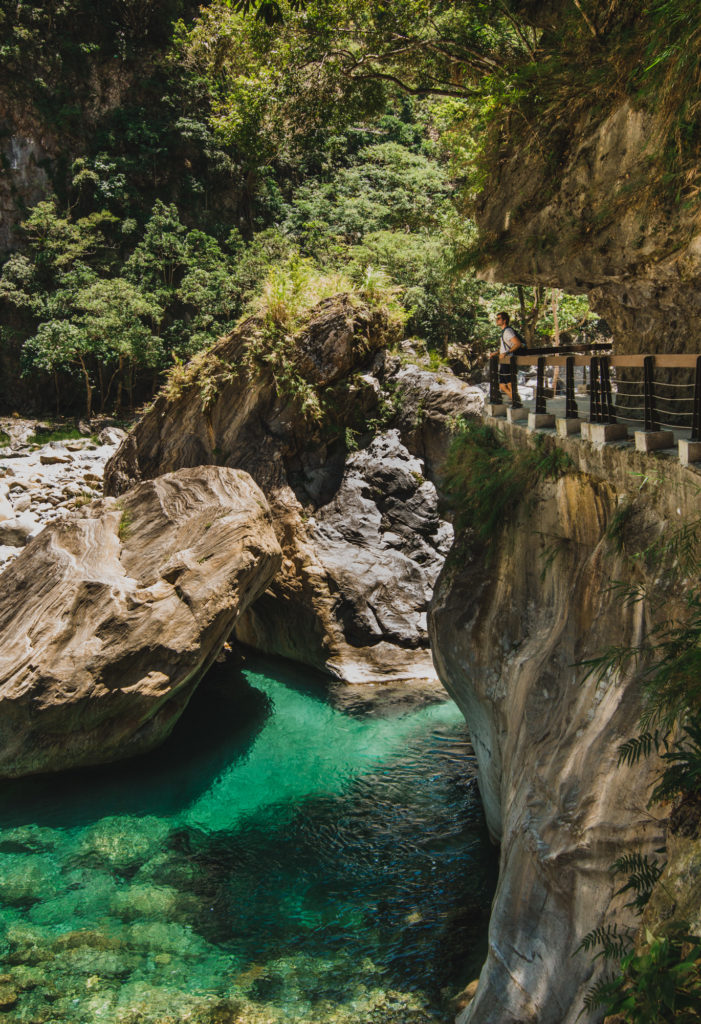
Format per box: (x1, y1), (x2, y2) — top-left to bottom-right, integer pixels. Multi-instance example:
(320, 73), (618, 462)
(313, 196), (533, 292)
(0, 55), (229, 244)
(429, 428), (701, 1022)
(476, 74), (700, 353)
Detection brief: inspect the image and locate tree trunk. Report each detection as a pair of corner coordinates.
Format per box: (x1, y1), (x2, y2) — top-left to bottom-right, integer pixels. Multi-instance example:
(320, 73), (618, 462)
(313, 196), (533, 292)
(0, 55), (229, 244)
(518, 285), (527, 333)
(79, 356), (92, 419)
(551, 289), (561, 393)
(116, 355), (124, 414)
(128, 361), (134, 412)
(551, 288), (560, 346)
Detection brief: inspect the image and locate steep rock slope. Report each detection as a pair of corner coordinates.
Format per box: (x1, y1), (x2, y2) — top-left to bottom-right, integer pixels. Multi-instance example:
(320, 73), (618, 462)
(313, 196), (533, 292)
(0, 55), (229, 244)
(0, 465), (281, 777)
(429, 429), (701, 1022)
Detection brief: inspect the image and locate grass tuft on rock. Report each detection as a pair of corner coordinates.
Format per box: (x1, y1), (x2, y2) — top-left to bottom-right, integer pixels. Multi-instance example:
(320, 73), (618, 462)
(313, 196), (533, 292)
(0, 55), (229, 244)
(162, 262), (405, 423)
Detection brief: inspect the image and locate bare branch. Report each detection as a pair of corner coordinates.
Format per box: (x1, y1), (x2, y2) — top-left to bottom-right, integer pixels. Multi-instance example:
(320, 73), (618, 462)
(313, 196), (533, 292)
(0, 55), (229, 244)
(571, 0), (599, 38)
(498, 0), (537, 59)
(349, 69), (478, 99)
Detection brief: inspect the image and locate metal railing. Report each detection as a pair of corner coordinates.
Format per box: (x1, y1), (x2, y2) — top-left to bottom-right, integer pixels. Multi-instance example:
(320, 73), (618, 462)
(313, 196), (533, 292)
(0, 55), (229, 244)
(488, 351), (701, 442)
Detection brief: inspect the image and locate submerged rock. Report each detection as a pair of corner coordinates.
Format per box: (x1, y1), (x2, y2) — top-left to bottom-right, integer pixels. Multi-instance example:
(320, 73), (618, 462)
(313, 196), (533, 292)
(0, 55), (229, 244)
(0, 465), (281, 777)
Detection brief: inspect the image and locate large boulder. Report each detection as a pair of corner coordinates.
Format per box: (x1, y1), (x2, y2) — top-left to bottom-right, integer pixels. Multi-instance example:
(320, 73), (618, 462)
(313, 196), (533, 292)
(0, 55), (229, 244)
(104, 297), (478, 684)
(0, 465), (281, 777)
(235, 430), (453, 682)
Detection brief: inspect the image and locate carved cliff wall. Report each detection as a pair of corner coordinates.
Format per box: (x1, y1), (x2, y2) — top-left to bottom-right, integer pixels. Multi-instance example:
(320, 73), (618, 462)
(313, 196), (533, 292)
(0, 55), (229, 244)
(476, 98), (701, 355)
(429, 428), (701, 1022)
(474, 0), (701, 355)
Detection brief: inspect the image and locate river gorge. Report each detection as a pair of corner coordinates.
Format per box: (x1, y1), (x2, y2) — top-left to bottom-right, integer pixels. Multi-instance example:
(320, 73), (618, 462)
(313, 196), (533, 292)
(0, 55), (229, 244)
(0, 652), (496, 1024)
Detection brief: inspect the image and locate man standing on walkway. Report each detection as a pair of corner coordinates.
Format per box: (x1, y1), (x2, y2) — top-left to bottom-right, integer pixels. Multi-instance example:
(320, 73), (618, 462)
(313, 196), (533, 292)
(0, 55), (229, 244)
(496, 312), (522, 401)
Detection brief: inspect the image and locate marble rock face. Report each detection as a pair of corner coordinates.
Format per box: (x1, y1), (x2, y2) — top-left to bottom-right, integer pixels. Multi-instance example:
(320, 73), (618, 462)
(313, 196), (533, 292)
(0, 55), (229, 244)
(0, 465), (281, 778)
(428, 453), (701, 1024)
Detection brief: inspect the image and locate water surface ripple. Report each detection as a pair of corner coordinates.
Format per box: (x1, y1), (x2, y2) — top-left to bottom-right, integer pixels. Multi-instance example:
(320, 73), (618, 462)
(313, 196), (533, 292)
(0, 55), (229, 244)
(0, 655), (496, 1023)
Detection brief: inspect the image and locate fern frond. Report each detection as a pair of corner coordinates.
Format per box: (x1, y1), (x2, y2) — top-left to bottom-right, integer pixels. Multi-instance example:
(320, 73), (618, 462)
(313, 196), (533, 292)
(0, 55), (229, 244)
(611, 852), (666, 912)
(617, 732), (659, 767)
(575, 923), (632, 962)
(582, 974), (620, 1012)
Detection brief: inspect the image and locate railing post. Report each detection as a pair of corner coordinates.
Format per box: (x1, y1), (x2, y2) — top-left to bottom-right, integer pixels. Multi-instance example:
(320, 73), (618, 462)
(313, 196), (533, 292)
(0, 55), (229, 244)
(692, 356), (701, 442)
(535, 356), (546, 414)
(489, 354), (501, 404)
(510, 355), (522, 409)
(643, 355), (659, 431)
(589, 356), (601, 423)
(600, 356), (616, 423)
(565, 356), (578, 419)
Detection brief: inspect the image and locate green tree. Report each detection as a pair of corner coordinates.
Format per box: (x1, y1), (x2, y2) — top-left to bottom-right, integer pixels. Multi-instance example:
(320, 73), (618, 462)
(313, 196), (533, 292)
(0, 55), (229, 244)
(23, 278), (162, 417)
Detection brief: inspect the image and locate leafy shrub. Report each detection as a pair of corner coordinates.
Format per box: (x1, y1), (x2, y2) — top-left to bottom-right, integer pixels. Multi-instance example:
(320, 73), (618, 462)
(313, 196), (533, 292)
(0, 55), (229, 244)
(443, 420), (573, 543)
(584, 924), (701, 1023)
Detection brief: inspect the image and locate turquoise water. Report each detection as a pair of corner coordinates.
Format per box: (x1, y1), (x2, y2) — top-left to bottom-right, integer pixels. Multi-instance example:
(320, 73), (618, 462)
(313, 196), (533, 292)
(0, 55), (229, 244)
(0, 655), (496, 1024)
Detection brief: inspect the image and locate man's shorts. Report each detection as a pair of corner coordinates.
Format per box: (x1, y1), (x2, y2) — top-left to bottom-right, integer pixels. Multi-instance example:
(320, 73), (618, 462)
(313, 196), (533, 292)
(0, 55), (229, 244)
(499, 363), (511, 383)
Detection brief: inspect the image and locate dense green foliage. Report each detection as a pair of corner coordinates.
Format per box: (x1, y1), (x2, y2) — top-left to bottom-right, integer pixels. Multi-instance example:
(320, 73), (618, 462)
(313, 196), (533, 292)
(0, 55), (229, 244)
(583, 923), (701, 1023)
(442, 420), (573, 543)
(0, 0), (604, 416)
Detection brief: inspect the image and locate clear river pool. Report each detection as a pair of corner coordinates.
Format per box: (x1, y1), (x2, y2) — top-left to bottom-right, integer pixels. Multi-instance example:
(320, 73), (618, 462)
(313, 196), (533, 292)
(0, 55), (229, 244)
(0, 654), (496, 1024)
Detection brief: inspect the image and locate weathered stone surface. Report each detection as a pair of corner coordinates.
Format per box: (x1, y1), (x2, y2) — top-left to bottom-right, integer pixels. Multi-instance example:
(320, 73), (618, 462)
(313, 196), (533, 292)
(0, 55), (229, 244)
(0, 465), (281, 777)
(391, 364), (485, 486)
(0, 420), (127, 571)
(236, 430), (452, 682)
(429, 445), (701, 1023)
(39, 449), (72, 465)
(0, 514), (37, 547)
(98, 427), (127, 446)
(476, 99), (701, 354)
(0, 491), (13, 523)
(104, 299), (463, 683)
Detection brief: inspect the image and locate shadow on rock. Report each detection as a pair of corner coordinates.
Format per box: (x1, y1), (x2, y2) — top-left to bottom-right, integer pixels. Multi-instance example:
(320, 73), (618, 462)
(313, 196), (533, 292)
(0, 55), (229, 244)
(0, 661), (271, 828)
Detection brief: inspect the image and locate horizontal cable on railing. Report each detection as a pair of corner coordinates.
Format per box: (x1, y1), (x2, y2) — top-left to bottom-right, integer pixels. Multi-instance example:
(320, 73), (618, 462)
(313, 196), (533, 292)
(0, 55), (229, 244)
(613, 413), (647, 423)
(653, 395), (695, 406)
(657, 416), (692, 427)
(612, 387), (645, 396)
(613, 405), (645, 415)
(651, 380), (695, 388)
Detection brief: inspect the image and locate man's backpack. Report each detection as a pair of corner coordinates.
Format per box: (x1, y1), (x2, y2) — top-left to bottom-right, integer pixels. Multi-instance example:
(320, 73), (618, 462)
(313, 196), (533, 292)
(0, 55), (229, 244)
(512, 328), (527, 351)
(502, 327), (528, 352)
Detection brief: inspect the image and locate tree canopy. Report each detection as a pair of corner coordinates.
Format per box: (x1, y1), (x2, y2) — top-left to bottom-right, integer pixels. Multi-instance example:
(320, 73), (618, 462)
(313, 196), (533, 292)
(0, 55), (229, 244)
(0, 0), (624, 415)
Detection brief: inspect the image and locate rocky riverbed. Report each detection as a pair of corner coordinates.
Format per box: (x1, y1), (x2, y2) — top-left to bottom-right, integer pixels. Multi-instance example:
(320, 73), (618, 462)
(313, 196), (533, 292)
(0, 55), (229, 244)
(0, 418), (127, 572)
